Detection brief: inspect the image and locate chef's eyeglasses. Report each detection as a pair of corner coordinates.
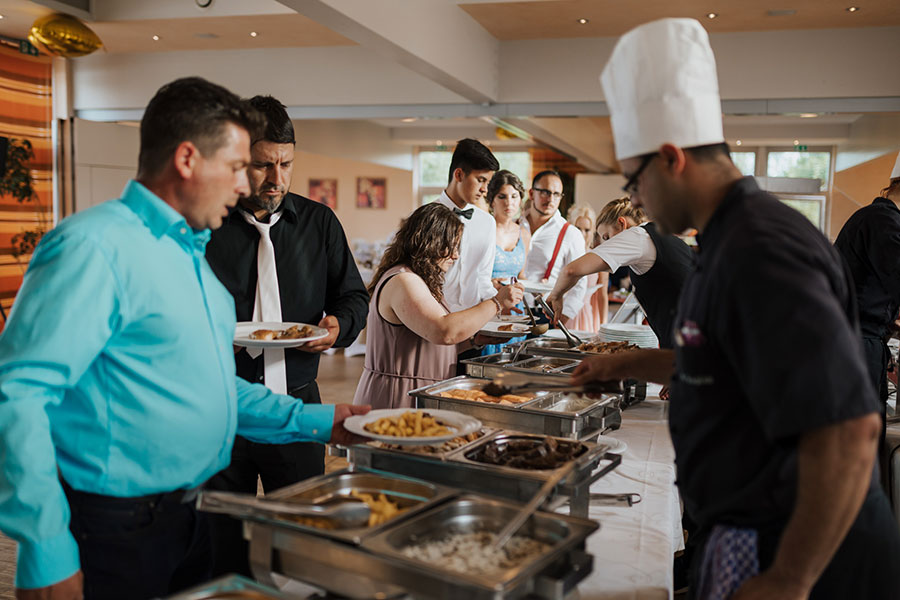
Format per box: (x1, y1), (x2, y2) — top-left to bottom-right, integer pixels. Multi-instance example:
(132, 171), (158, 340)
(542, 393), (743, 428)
(622, 153), (657, 196)
(534, 188), (564, 200)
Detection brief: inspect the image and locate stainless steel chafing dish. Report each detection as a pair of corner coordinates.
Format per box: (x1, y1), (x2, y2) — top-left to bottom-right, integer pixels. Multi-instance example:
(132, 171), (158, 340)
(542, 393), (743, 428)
(244, 494), (598, 600)
(462, 351), (530, 379)
(410, 375), (621, 439)
(349, 432), (620, 517)
(161, 574), (291, 599)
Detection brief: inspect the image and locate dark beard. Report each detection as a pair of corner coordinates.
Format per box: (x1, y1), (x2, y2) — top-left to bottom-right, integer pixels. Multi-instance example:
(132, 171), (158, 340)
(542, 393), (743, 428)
(246, 191), (284, 215)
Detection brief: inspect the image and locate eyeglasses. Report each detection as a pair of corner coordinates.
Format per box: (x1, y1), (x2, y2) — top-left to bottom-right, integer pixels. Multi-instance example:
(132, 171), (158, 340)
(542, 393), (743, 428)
(533, 188), (564, 200)
(622, 153), (657, 195)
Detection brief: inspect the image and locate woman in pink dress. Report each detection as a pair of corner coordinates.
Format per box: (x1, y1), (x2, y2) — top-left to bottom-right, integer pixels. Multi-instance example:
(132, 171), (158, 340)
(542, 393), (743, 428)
(353, 203), (523, 409)
(567, 204), (608, 333)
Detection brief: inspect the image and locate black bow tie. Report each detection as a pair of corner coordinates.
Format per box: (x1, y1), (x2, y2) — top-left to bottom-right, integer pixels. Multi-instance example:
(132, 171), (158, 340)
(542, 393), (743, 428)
(453, 207), (474, 220)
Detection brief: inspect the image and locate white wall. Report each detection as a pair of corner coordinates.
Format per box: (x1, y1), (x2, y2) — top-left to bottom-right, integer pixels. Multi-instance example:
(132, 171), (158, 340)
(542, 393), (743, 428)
(835, 114), (900, 172)
(73, 119), (139, 212)
(574, 173), (627, 216)
(293, 120), (413, 171)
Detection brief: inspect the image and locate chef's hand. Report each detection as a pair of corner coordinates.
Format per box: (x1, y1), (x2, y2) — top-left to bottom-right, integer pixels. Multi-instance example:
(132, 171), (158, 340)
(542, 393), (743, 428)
(329, 404), (371, 445)
(659, 385), (670, 401)
(300, 315), (340, 353)
(571, 355), (627, 387)
(495, 283), (524, 312)
(17, 571), (83, 600)
(731, 569), (810, 600)
(543, 294), (564, 326)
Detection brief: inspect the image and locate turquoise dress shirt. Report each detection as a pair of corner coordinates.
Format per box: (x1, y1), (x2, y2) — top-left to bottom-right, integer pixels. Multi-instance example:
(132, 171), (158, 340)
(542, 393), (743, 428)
(0, 181), (335, 589)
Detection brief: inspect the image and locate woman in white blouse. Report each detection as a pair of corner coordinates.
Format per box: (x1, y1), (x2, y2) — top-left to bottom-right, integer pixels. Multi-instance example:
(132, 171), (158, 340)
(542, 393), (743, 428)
(547, 197), (693, 350)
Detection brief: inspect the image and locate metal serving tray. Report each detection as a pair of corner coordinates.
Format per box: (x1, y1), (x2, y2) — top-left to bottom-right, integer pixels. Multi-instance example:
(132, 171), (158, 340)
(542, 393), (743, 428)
(246, 495), (598, 600)
(249, 467), (456, 545)
(161, 574), (291, 600)
(506, 356), (580, 374)
(349, 432), (620, 517)
(410, 376), (620, 440)
(462, 351), (534, 379)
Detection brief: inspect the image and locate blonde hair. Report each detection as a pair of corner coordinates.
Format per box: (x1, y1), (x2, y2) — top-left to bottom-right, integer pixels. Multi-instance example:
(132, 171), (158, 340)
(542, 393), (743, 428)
(567, 203), (597, 227)
(596, 197), (646, 227)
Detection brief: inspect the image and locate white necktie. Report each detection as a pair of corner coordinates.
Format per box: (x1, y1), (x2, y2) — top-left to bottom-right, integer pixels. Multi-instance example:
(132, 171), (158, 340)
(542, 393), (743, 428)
(241, 210), (287, 394)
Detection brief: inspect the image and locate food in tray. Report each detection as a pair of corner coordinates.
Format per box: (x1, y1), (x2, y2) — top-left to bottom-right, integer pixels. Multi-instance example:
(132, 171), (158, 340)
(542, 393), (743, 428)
(364, 410), (452, 438)
(373, 429), (486, 454)
(250, 324), (316, 340)
(498, 324), (515, 332)
(286, 488), (406, 530)
(577, 340), (638, 354)
(438, 388), (533, 406)
(401, 531), (550, 575)
(469, 436), (587, 470)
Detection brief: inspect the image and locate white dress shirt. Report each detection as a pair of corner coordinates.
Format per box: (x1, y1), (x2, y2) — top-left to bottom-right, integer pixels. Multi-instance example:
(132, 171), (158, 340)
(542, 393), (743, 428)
(523, 211), (587, 319)
(591, 223), (657, 275)
(437, 191), (497, 312)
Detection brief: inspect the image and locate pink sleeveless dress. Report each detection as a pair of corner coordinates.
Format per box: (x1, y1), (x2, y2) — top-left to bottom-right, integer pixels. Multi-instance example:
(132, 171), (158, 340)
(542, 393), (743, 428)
(352, 265), (458, 409)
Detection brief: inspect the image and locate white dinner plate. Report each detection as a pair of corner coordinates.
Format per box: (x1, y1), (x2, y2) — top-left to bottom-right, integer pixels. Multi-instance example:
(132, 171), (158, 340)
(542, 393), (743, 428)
(344, 409), (482, 446)
(478, 321), (532, 338)
(596, 435), (627, 454)
(518, 279), (555, 295)
(492, 314), (531, 323)
(234, 321), (329, 349)
(542, 329), (597, 341)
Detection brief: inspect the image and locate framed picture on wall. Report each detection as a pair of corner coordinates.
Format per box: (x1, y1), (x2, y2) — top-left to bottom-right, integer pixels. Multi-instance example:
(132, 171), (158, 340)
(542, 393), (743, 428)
(309, 178), (337, 210)
(356, 177), (386, 209)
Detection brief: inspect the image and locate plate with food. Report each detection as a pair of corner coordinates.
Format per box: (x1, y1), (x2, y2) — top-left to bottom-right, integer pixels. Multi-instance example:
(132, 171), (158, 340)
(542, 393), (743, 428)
(234, 321), (329, 349)
(344, 409), (482, 446)
(478, 321), (532, 338)
(492, 314), (531, 324)
(517, 279), (555, 295)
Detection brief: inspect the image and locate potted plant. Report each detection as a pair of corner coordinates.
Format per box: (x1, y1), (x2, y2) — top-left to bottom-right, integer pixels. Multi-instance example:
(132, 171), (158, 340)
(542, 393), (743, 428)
(0, 138), (47, 267)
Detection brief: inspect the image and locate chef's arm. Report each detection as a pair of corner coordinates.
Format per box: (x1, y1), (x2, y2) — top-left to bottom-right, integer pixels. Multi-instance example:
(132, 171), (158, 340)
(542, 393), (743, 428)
(570, 348), (674, 386)
(735, 412), (880, 598)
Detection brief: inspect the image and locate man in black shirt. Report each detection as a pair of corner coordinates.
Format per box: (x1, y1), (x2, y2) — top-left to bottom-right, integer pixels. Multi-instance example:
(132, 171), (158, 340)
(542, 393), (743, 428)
(575, 18), (900, 599)
(205, 95), (368, 574)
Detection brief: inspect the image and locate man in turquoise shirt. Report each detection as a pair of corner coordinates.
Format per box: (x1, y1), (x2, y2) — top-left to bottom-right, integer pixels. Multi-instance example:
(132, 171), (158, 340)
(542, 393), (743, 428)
(0, 77), (369, 600)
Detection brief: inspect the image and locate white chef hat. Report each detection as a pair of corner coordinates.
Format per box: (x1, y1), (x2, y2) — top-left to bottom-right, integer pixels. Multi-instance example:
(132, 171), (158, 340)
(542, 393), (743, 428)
(601, 18), (725, 161)
(891, 151), (900, 179)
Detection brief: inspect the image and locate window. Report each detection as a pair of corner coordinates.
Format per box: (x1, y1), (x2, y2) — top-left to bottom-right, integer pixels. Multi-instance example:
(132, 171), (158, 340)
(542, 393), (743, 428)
(730, 151), (756, 177)
(766, 150), (831, 191)
(416, 147), (531, 205)
(778, 195), (825, 230)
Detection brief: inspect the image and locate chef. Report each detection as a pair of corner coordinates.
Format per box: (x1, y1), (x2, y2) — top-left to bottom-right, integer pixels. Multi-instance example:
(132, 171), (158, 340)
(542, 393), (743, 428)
(573, 18), (900, 599)
(834, 153), (900, 486)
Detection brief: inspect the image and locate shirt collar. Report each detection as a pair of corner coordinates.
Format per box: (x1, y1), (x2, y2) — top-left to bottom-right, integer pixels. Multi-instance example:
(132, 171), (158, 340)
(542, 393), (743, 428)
(873, 196), (900, 214)
(438, 190), (473, 211)
(120, 180), (211, 253)
(695, 176), (759, 254)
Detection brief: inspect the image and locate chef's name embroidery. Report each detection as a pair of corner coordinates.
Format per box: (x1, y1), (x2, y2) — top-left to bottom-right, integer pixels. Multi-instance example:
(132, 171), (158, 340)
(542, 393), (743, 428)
(676, 320), (706, 347)
(679, 372), (715, 386)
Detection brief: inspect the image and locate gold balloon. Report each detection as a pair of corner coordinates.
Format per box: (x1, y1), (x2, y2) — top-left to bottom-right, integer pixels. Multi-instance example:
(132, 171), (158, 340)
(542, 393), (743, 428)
(28, 13), (103, 58)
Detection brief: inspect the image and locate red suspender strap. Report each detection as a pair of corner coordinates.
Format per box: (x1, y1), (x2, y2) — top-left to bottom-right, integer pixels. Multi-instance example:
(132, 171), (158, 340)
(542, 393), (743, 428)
(543, 222), (570, 280)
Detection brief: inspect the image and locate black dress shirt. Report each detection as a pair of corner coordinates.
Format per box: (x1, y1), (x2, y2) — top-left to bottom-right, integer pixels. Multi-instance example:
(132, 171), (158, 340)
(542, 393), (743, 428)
(670, 177), (880, 533)
(206, 193), (368, 389)
(834, 197), (900, 340)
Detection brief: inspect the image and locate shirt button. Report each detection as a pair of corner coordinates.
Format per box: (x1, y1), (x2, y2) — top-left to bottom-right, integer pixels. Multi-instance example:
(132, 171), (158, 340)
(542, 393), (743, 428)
(180, 227), (187, 235)
(313, 429), (318, 435)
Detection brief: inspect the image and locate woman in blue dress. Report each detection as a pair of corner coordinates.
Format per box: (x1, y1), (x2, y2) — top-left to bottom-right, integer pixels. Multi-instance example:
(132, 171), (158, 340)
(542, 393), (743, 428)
(483, 170), (531, 355)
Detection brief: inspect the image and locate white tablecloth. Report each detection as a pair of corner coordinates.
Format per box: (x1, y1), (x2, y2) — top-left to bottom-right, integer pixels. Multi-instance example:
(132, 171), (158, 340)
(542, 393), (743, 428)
(579, 386), (681, 599)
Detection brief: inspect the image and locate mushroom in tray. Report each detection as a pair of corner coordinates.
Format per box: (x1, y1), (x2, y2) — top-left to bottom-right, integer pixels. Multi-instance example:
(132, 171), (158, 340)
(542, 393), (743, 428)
(473, 436), (587, 470)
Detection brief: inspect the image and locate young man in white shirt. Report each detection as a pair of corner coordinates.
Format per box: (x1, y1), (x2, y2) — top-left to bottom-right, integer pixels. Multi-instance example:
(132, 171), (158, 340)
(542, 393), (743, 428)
(523, 170), (587, 324)
(436, 138), (500, 312)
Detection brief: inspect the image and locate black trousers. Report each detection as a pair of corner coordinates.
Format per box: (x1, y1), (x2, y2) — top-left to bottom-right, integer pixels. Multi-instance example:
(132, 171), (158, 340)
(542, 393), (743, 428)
(64, 481), (211, 600)
(863, 336), (890, 489)
(207, 381), (326, 576)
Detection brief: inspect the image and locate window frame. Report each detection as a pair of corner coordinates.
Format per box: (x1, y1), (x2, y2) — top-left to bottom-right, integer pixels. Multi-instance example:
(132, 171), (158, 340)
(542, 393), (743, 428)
(413, 145), (533, 206)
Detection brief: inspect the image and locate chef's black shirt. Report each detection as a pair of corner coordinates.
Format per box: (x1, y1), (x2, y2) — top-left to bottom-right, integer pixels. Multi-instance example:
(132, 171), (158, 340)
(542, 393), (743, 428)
(834, 197), (900, 340)
(670, 177), (879, 533)
(206, 193), (368, 389)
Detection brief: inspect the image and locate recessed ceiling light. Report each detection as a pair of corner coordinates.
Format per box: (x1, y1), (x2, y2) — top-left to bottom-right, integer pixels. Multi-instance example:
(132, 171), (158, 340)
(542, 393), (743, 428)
(436, 140), (443, 146)
(798, 113), (818, 118)
(401, 117), (417, 123)
(735, 140), (742, 146)
(793, 139), (800, 145)
(577, 18), (589, 24)
(152, 35), (160, 41)
(846, 6), (860, 12)
(250, 31), (258, 37)
(0, 15), (5, 19)
(706, 12), (718, 19)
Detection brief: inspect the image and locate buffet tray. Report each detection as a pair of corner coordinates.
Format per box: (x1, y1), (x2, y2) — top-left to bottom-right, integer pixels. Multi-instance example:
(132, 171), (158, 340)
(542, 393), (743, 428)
(462, 351), (531, 379)
(242, 467), (456, 545)
(162, 574), (291, 599)
(349, 432), (621, 517)
(246, 494), (598, 600)
(410, 376), (621, 440)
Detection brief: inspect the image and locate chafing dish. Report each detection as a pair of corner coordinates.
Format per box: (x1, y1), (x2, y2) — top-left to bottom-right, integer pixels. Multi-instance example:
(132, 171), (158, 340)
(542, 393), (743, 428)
(161, 574), (291, 599)
(410, 376), (620, 440)
(247, 468), (455, 544)
(246, 494), (598, 600)
(506, 356), (580, 374)
(462, 351), (532, 379)
(349, 432), (621, 516)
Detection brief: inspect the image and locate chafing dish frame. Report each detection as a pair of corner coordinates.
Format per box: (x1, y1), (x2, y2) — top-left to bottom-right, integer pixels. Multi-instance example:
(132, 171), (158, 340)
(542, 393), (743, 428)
(246, 494), (599, 600)
(409, 376), (621, 440)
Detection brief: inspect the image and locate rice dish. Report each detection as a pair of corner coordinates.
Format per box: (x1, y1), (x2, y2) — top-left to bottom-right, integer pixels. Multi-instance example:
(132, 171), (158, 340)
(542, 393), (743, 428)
(401, 531), (550, 575)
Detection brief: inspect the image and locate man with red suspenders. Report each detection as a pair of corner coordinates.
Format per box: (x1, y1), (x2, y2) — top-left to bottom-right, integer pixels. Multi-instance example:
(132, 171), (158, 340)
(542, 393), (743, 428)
(522, 170), (587, 325)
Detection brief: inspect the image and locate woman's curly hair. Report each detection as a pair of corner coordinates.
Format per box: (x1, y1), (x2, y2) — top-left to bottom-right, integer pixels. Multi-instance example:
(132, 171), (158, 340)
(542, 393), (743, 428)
(368, 203), (463, 302)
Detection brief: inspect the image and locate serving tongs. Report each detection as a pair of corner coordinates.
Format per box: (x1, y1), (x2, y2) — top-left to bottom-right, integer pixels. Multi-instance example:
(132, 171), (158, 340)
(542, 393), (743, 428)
(482, 370), (623, 397)
(197, 490), (371, 528)
(534, 295), (583, 348)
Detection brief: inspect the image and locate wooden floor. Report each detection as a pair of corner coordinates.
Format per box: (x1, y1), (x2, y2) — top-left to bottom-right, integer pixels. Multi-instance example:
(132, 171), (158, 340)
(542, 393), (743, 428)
(0, 352), (365, 597)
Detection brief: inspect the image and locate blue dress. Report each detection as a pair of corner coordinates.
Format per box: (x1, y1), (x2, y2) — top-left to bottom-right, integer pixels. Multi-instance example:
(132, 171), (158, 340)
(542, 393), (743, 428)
(482, 236), (527, 356)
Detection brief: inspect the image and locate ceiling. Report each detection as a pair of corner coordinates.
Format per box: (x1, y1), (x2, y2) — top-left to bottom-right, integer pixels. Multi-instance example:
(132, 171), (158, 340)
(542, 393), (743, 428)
(460, 0), (900, 39)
